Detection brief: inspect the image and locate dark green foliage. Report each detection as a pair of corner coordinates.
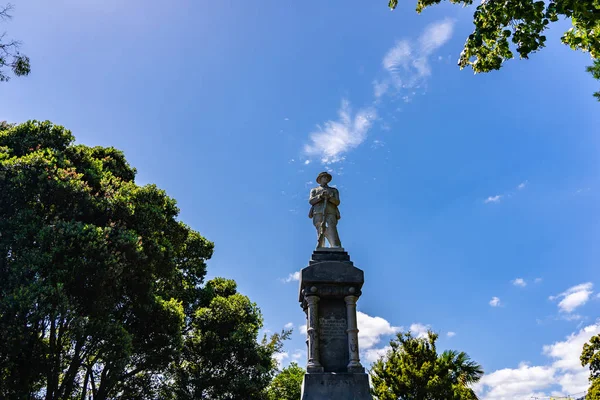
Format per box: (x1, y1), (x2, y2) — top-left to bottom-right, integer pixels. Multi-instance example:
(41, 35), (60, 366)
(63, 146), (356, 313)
(587, 59), (600, 101)
(581, 333), (600, 400)
(0, 4), (31, 82)
(370, 331), (483, 400)
(265, 362), (305, 400)
(163, 277), (291, 400)
(0, 120), (213, 399)
(0, 121), (285, 399)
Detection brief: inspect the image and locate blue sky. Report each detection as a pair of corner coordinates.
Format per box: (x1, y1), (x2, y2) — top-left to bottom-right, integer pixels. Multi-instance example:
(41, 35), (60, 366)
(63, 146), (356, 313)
(2, 1), (599, 398)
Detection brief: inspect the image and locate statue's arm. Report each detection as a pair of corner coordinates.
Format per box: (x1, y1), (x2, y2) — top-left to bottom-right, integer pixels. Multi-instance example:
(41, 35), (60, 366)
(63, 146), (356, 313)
(309, 189), (321, 205)
(328, 188), (340, 206)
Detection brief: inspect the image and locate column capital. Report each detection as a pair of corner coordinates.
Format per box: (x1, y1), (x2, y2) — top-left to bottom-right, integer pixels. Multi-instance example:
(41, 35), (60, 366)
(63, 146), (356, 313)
(305, 294), (320, 305)
(344, 295), (358, 305)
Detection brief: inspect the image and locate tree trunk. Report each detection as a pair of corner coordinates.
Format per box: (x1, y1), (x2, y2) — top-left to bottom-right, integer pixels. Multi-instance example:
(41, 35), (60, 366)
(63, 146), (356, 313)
(80, 366), (89, 400)
(45, 317), (57, 400)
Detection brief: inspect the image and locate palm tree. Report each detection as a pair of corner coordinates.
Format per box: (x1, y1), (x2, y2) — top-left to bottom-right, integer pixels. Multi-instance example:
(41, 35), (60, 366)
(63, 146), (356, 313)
(438, 350), (484, 400)
(370, 331), (484, 400)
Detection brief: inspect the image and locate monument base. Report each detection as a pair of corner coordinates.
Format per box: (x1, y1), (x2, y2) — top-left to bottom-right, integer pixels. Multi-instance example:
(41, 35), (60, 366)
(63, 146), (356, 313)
(300, 372), (372, 400)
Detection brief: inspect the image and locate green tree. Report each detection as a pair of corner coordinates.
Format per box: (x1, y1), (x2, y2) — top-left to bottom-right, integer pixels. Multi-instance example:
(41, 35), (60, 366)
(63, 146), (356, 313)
(0, 3), (30, 81)
(265, 362), (305, 400)
(163, 277), (291, 400)
(388, 0), (600, 101)
(0, 121), (286, 399)
(0, 120), (212, 399)
(370, 331), (483, 400)
(581, 333), (600, 400)
(587, 59), (600, 101)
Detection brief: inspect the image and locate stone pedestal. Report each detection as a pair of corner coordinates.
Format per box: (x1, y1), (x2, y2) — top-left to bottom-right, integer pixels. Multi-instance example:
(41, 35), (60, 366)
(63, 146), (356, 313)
(299, 248), (372, 400)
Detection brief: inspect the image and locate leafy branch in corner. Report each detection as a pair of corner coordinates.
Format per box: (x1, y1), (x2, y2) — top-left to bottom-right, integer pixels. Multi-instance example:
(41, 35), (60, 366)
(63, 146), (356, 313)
(388, 0), (600, 102)
(0, 3), (30, 82)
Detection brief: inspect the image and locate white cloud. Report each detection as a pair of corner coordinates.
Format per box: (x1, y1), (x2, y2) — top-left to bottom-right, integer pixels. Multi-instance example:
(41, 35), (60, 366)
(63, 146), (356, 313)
(447, 331), (456, 338)
(485, 195), (502, 204)
(560, 313), (584, 321)
(419, 19), (455, 55)
(377, 19), (454, 97)
(490, 297), (501, 307)
(364, 345), (391, 363)
(550, 282), (593, 313)
(477, 324), (599, 399)
(512, 278), (527, 287)
(359, 318), (435, 365)
(284, 322), (294, 329)
(291, 349), (305, 361)
(299, 324), (307, 335)
(476, 364), (556, 400)
(304, 99), (377, 164)
(373, 80), (390, 98)
(304, 160), (310, 165)
(409, 323), (430, 338)
(371, 139), (385, 149)
(544, 324), (599, 371)
(273, 352), (289, 367)
(517, 181), (528, 190)
(357, 311), (402, 349)
(282, 271), (300, 283)
(383, 40), (412, 74)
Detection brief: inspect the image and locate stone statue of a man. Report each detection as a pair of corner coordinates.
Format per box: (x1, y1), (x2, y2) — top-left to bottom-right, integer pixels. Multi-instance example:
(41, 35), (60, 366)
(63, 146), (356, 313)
(308, 172), (342, 248)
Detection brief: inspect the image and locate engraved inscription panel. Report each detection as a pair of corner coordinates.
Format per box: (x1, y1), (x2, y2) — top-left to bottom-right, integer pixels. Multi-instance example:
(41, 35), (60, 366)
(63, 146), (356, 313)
(324, 379), (354, 387)
(318, 299), (349, 372)
(319, 317), (347, 339)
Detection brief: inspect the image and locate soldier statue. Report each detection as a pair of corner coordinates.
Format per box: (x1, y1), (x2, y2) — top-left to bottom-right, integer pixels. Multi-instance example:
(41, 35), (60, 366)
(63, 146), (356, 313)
(308, 171), (342, 248)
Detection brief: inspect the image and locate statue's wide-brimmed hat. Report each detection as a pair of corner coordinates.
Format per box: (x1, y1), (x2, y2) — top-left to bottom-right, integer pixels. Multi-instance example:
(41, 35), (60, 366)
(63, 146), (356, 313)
(316, 171), (332, 184)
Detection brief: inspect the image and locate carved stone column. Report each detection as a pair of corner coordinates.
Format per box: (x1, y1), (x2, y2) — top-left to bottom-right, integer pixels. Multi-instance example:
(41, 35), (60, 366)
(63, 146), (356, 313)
(344, 294), (363, 371)
(305, 294), (323, 372)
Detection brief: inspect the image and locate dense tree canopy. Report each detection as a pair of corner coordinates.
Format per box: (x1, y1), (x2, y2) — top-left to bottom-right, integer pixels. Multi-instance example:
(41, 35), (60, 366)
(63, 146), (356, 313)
(265, 362), (305, 400)
(388, 0), (600, 100)
(371, 331), (483, 400)
(581, 333), (600, 400)
(163, 277), (291, 400)
(0, 3), (30, 81)
(0, 121), (285, 399)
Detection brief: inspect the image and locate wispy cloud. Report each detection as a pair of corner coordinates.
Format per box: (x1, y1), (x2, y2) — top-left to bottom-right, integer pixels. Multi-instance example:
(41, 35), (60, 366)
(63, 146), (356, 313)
(550, 282), (593, 314)
(304, 99), (377, 164)
(485, 195), (502, 204)
(485, 180), (528, 204)
(489, 297), (501, 307)
(284, 322), (294, 329)
(281, 271), (300, 283)
(447, 331), (456, 338)
(373, 80), (390, 98)
(376, 19), (455, 98)
(512, 278), (527, 287)
(303, 19), (454, 164)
